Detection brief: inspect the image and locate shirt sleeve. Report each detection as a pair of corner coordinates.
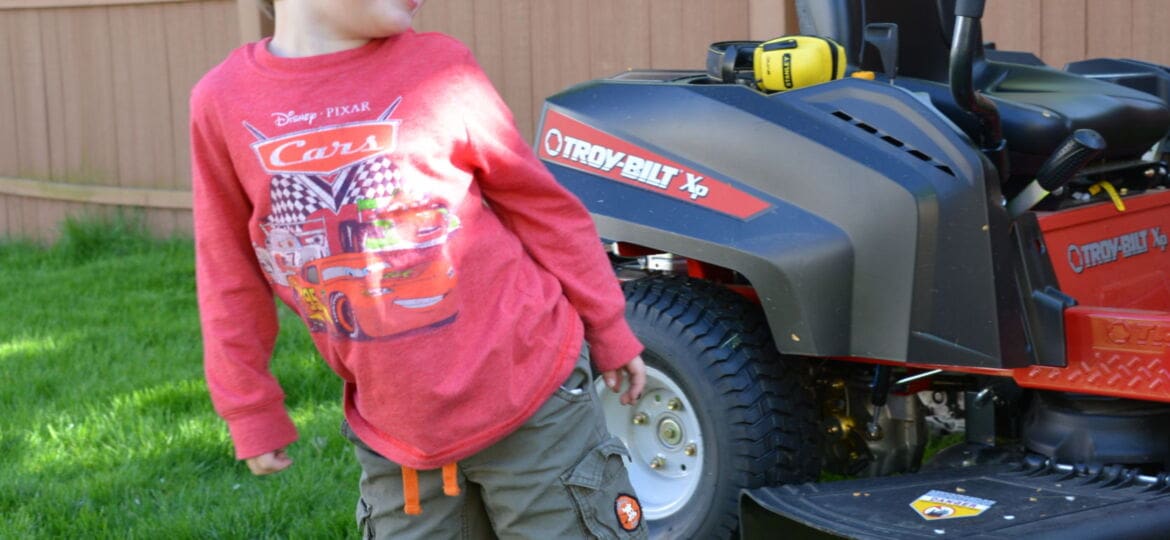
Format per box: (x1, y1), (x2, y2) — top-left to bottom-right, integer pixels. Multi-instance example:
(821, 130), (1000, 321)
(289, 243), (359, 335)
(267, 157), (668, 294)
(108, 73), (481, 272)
(451, 51), (643, 372)
(190, 86), (298, 460)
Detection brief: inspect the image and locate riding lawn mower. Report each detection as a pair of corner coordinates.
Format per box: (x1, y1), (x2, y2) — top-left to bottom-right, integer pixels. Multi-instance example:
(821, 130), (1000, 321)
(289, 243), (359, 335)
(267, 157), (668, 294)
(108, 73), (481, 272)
(537, 0), (1170, 538)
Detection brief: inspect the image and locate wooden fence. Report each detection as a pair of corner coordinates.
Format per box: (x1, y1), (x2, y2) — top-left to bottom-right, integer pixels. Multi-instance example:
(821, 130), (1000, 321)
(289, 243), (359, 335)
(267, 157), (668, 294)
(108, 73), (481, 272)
(1, 0), (1169, 241)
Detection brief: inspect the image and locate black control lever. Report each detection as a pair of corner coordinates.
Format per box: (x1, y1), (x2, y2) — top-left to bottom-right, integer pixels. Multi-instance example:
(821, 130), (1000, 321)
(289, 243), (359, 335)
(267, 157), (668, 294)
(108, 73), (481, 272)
(950, 0), (1009, 182)
(1007, 129), (1107, 217)
(863, 23), (899, 82)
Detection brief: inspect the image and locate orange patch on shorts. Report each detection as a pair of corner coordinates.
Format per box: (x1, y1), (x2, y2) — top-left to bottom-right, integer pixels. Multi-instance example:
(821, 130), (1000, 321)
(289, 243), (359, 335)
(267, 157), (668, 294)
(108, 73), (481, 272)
(614, 494), (642, 531)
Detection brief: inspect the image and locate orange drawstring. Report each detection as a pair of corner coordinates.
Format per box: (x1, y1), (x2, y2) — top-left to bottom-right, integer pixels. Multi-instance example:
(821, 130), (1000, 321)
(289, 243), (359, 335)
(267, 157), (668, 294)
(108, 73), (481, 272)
(402, 467), (422, 515)
(401, 463), (460, 515)
(442, 463), (461, 496)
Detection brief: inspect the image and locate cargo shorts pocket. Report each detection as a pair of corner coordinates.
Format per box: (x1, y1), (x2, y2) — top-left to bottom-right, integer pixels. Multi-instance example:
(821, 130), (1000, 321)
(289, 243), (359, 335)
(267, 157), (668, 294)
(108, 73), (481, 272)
(560, 437), (648, 539)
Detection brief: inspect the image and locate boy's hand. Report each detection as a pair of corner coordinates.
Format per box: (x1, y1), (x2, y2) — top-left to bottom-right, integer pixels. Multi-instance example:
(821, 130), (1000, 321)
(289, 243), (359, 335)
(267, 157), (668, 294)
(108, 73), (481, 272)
(602, 355), (647, 406)
(245, 448), (293, 476)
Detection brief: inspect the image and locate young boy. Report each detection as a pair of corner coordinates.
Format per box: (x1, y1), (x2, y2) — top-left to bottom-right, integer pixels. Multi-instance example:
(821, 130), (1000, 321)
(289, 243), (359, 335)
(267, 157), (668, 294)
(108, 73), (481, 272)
(190, 0), (648, 537)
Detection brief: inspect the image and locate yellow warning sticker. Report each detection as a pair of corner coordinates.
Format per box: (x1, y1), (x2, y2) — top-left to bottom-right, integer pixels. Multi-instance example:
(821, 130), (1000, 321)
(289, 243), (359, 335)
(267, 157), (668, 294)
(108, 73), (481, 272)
(910, 490), (995, 521)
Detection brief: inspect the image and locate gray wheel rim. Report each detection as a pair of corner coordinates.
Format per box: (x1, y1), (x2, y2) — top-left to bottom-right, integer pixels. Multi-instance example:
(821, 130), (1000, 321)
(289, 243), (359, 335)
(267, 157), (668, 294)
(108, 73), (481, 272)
(596, 364), (703, 520)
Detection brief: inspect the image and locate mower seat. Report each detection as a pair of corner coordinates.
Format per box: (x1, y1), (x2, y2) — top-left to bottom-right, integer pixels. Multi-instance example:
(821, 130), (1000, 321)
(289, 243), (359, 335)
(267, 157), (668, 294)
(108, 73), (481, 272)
(799, 0), (1170, 182)
(899, 62), (1170, 180)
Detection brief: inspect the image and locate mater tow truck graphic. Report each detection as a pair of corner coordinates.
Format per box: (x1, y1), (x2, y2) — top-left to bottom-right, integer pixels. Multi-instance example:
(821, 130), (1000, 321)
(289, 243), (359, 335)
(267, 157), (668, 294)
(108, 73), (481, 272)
(247, 98), (460, 340)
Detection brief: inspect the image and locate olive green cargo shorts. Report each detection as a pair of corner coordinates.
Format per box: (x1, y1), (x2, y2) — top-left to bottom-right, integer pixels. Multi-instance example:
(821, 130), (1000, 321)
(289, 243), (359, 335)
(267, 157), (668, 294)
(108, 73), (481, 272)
(341, 351), (648, 539)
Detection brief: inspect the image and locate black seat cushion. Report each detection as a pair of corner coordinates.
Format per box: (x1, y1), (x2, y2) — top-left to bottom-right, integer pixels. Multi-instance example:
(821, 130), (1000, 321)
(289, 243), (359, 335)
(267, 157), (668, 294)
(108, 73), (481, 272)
(803, 0), (1170, 181)
(900, 62), (1170, 181)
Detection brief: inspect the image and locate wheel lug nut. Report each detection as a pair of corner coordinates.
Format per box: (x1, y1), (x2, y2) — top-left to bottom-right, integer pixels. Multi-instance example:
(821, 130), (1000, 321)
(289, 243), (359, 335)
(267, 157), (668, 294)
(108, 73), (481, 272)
(667, 398), (683, 411)
(632, 413), (648, 425)
(684, 444), (697, 457)
(650, 457), (666, 469)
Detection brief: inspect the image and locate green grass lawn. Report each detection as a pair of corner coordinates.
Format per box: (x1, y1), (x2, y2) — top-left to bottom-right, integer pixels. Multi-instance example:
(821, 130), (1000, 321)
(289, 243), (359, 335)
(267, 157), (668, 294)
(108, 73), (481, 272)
(0, 217), (359, 539)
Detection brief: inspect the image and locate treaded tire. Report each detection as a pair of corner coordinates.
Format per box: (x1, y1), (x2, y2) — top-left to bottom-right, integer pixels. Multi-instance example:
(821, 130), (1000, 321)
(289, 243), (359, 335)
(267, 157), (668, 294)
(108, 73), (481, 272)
(616, 275), (821, 539)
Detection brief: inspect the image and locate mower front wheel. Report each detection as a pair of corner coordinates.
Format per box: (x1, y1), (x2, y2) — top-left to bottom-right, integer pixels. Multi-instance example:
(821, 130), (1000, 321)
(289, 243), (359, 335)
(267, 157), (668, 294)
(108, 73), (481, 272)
(598, 276), (821, 539)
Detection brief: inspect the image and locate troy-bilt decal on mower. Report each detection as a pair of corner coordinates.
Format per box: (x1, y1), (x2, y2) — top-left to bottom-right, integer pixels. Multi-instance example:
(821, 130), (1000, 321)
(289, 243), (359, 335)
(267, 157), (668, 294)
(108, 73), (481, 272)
(1066, 226), (1168, 274)
(1041, 191), (1170, 311)
(539, 109), (772, 219)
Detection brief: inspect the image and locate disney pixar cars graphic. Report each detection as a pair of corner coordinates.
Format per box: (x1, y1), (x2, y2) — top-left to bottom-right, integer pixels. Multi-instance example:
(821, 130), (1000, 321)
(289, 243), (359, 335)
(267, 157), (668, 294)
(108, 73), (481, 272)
(248, 98), (461, 340)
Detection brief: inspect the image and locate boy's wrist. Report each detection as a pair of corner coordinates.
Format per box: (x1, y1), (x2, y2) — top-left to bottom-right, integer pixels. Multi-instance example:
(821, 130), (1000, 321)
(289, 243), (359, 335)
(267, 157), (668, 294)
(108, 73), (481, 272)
(587, 328), (644, 373)
(225, 402), (299, 460)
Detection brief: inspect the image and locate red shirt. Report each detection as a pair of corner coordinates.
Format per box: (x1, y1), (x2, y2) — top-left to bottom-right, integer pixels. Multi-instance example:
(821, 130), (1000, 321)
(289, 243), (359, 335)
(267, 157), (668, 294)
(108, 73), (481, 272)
(190, 30), (642, 469)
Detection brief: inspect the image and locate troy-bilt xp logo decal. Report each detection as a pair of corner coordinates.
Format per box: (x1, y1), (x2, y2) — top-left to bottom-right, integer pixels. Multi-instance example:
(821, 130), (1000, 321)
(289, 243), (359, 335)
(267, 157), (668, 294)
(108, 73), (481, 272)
(539, 109), (772, 220)
(1066, 226), (1169, 274)
(247, 98), (402, 176)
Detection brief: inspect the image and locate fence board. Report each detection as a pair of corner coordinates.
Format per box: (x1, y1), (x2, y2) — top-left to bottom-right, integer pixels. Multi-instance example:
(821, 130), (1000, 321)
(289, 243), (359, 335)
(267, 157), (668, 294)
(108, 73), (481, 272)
(1132, 0), (1170, 66)
(0, 13), (20, 177)
(1, 0), (201, 8)
(527, 1), (591, 98)
(1086, 0), (1133, 60)
(109, 3), (175, 200)
(41, 9), (67, 181)
(9, 10), (51, 178)
(234, 0), (265, 42)
(648, 0), (746, 70)
(744, 0), (800, 39)
(62, 9), (118, 184)
(590, 1), (652, 79)
(33, 198), (65, 240)
(528, 0), (593, 138)
(470, 0), (503, 84)
(165, 2), (220, 192)
(984, 0), (1042, 57)
(500, 1), (535, 142)
(205, 0), (238, 60)
(1038, 0), (1086, 68)
(1, 195), (15, 239)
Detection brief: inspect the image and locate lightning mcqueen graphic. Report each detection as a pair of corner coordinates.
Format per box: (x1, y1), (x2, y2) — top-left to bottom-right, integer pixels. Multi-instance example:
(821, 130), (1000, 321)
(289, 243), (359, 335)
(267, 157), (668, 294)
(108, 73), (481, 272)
(290, 248), (457, 340)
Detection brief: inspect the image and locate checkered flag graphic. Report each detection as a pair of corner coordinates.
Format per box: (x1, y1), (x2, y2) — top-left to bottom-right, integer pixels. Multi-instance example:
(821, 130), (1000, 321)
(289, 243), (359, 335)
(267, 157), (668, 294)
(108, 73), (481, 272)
(268, 174), (320, 228)
(266, 156), (402, 229)
(344, 155), (404, 204)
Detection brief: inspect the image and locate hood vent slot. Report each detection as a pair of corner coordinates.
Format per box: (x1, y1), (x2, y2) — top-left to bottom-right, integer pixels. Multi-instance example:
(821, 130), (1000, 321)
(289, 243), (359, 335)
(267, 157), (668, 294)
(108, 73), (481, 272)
(832, 110), (956, 177)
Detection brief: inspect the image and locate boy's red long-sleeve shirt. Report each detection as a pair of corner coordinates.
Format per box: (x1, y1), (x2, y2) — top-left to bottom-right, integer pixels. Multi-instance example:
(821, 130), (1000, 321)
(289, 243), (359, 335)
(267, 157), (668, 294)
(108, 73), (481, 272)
(190, 30), (642, 469)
